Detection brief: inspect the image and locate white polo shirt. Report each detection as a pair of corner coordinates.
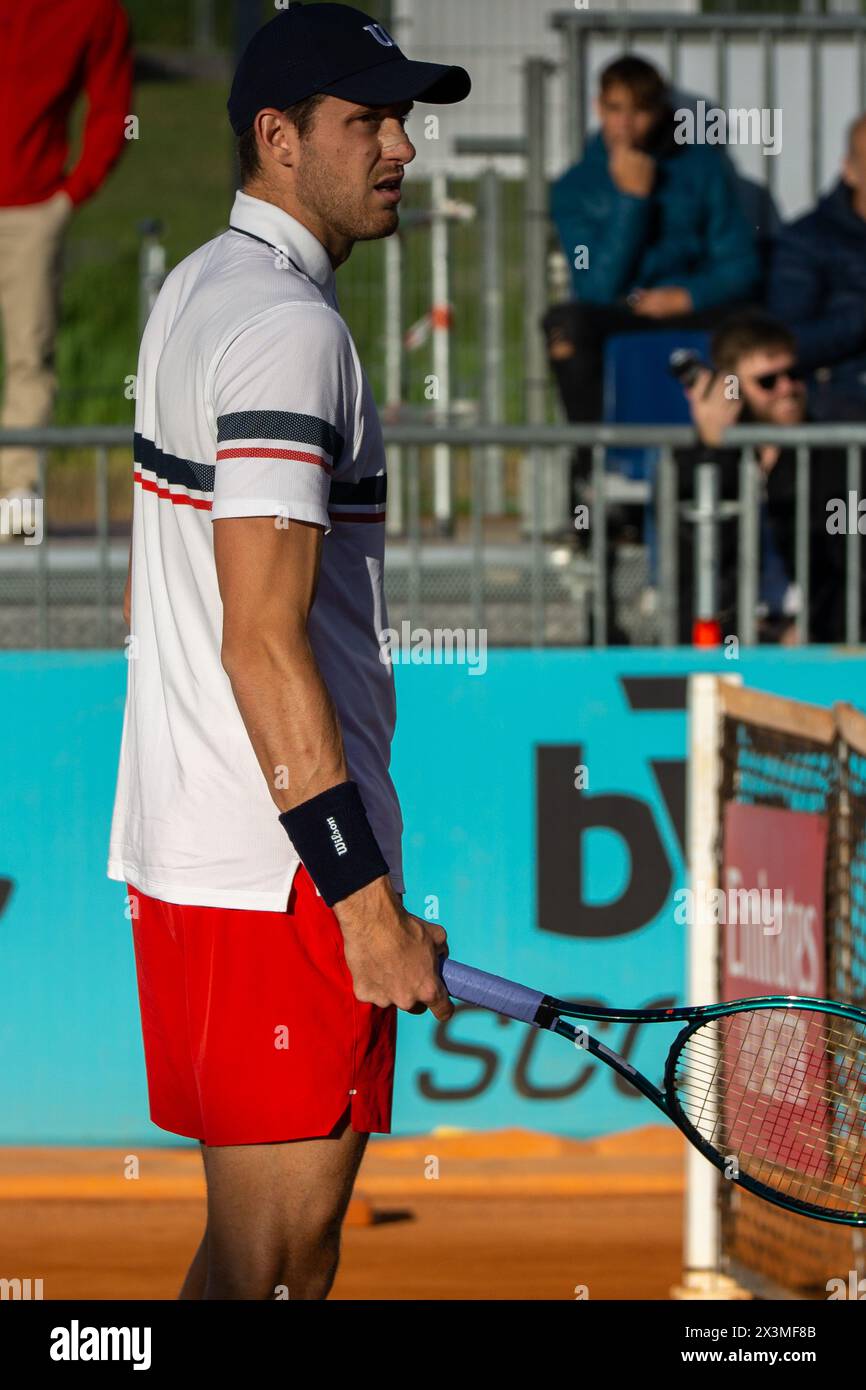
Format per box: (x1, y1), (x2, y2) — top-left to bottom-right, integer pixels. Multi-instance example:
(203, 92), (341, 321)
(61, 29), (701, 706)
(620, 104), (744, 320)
(107, 190), (404, 909)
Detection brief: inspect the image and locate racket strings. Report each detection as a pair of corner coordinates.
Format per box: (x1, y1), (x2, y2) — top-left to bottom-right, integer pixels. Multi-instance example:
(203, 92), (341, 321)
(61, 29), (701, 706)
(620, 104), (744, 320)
(672, 1008), (866, 1215)
(686, 1020), (866, 1206)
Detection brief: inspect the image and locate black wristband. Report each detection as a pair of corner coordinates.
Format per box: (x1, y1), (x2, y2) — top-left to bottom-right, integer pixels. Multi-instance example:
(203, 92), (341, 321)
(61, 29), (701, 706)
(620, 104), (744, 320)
(279, 780), (389, 908)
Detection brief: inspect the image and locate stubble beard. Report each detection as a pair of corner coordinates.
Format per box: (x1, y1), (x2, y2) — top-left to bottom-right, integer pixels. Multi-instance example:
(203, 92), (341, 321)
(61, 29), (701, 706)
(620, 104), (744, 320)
(295, 150), (399, 245)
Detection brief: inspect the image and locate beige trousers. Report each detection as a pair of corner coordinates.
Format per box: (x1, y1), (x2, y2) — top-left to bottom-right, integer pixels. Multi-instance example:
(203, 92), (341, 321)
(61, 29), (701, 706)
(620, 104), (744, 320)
(0, 192), (73, 494)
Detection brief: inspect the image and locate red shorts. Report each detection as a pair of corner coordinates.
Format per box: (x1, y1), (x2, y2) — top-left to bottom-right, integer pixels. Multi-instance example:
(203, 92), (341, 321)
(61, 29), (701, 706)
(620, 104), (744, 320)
(128, 865), (397, 1146)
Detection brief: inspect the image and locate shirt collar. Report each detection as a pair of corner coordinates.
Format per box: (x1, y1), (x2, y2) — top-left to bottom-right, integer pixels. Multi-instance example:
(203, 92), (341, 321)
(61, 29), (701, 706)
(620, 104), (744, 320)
(229, 190), (337, 304)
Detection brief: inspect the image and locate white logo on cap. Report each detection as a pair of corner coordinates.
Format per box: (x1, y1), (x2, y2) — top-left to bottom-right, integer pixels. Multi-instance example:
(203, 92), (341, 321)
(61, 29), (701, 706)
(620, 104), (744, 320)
(363, 22), (395, 47)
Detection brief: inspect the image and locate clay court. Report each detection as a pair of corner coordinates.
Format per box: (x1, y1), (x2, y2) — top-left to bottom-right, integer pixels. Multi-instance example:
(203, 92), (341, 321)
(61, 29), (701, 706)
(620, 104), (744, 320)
(0, 1127), (684, 1301)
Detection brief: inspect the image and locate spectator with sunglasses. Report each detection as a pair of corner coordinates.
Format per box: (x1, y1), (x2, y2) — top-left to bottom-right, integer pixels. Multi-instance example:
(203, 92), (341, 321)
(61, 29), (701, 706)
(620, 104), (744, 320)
(674, 311), (860, 643)
(767, 113), (866, 420)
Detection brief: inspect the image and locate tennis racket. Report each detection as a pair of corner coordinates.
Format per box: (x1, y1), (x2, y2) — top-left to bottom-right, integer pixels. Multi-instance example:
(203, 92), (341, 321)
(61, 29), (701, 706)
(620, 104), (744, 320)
(439, 958), (866, 1227)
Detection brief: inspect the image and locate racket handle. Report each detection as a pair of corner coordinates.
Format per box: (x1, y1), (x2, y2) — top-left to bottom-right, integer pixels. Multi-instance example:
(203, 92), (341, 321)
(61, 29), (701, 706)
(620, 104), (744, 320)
(440, 958), (547, 1026)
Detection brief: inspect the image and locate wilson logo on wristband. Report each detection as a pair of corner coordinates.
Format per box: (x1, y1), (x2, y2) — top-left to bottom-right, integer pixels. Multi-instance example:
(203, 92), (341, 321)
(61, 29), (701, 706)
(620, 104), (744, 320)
(327, 816), (348, 856)
(279, 780), (388, 906)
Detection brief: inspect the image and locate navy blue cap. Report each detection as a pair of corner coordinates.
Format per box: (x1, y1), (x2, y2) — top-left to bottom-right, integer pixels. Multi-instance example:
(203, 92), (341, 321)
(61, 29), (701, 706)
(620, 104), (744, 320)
(228, 2), (471, 135)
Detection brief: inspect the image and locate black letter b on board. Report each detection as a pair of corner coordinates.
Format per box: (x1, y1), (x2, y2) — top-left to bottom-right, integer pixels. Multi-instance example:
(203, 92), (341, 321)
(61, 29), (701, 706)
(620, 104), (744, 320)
(536, 745), (671, 939)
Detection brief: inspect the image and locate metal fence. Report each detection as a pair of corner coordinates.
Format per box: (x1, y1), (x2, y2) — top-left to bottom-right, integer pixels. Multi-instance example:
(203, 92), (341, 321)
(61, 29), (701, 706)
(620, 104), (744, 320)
(2, 422), (864, 651)
(106, 13), (866, 549)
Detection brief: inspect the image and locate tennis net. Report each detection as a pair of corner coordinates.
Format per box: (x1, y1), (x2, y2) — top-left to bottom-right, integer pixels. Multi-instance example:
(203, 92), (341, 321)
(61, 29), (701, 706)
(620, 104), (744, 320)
(682, 675), (866, 1300)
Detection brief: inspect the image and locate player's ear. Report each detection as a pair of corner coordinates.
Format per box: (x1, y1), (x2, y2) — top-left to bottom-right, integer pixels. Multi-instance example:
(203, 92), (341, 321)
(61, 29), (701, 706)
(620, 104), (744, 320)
(842, 156), (857, 190)
(255, 108), (301, 173)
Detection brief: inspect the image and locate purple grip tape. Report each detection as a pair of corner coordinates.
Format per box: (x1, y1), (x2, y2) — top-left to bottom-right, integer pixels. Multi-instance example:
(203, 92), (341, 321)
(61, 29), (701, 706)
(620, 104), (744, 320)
(440, 958), (546, 1025)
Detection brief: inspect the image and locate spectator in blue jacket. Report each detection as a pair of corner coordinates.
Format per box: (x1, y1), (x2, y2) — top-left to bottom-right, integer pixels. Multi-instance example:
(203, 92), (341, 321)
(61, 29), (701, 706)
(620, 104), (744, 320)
(543, 56), (760, 506)
(767, 114), (866, 419)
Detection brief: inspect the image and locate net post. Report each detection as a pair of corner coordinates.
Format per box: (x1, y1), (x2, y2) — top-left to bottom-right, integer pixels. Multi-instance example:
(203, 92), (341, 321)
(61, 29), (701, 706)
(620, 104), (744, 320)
(672, 672), (750, 1301)
(678, 682), (862, 1298)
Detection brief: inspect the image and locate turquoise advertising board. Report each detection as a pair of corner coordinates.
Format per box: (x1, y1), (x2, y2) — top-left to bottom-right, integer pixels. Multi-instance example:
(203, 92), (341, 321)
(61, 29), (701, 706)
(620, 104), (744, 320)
(2, 646), (865, 1143)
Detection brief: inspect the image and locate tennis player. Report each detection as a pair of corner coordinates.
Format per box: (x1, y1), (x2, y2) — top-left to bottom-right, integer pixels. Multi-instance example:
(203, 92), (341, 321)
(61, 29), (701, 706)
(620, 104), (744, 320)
(107, 4), (470, 1300)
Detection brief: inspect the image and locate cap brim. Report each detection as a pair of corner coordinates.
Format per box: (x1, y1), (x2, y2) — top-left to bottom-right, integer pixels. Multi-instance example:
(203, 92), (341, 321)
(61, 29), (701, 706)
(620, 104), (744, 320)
(322, 57), (471, 107)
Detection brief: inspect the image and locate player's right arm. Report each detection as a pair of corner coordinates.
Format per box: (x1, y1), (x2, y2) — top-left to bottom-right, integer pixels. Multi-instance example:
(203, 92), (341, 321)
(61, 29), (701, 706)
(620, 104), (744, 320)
(214, 514), (450, 1019)
(210, 303), (451, 1021)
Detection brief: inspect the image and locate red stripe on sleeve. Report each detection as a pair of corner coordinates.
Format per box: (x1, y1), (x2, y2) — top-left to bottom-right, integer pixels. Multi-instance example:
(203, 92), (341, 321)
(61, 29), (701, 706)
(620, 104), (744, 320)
(216, 447), (332, 472)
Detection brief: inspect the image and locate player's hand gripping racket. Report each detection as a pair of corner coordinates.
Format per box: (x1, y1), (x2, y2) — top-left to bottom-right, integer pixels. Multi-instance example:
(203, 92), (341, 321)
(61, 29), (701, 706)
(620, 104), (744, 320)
(439, 958), (866, 1226)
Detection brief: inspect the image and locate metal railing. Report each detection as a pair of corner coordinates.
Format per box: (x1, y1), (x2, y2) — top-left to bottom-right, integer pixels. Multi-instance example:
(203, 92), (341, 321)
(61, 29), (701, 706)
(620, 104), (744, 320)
(1, 422), (863, 650)
(724, 423), (865, 647)
(0, 427), (129, 648)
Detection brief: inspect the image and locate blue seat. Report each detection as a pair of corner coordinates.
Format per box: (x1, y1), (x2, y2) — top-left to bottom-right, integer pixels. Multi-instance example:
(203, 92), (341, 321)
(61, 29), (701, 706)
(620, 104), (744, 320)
(602, 329), (710, 480)
(602, 331), (710, 587)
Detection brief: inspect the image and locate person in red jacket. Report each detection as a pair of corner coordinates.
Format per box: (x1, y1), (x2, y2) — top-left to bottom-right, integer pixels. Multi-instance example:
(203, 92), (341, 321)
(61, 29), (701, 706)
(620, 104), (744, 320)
(0, 0), (132, 510)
